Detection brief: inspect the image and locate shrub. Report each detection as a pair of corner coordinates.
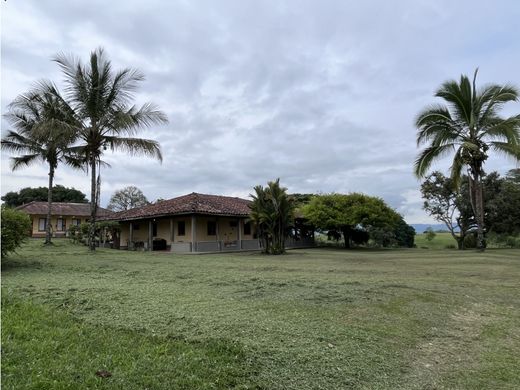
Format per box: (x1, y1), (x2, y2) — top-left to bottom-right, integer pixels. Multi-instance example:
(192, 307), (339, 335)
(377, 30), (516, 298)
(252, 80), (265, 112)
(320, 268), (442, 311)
(505, 235), (520, 249)
(424, 227), (436, 241)
(463, 232), (486, 249)
(68, 225), (81, 243)
(1, 207), (31, 258)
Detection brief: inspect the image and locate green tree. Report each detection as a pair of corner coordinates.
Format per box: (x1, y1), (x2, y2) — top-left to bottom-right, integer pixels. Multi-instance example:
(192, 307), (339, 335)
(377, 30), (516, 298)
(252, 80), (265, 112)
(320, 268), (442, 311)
(1, 83), (81, 245)
(107, 186), (150, 211)
(303, 193), (401, 248)
(1, 207), (32, 258)
(414, 70), (520, 250)
(54, 48), (168, 250)
(250, 179), (295, 254)
(420, 171), (474, 249)
(2, 185), (88, 207)
(394, 218), (416, 248)
(424, 227), (436, 242)
(482, 170), (520, 236)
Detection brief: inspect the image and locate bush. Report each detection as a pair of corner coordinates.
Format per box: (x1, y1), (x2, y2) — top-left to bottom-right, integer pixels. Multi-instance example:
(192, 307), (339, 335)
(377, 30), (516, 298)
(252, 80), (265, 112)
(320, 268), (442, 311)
(424, 227), (436, 241)
(1, 207), (31, 258)
(463, 232), (487, 249)
(487, 232), (520, 248)
(69, 221), (121, 247)
(68, 225), (81, 243)
(505, 235), (520, 249)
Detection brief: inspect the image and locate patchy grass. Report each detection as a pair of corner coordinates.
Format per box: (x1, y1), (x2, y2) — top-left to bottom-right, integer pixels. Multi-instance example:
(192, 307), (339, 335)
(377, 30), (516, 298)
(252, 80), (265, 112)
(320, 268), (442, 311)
(2, 239), (520, 389)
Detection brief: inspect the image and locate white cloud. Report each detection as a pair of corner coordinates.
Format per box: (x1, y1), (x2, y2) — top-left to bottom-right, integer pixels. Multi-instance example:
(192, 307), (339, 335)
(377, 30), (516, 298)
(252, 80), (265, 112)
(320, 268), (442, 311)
(1, 0), (519, 224)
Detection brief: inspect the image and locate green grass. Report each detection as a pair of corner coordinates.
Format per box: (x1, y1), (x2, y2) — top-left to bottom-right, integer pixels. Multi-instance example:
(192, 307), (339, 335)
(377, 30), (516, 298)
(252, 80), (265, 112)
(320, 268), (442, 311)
(2, 239), (520, 389)
(414, 232), (459, 249)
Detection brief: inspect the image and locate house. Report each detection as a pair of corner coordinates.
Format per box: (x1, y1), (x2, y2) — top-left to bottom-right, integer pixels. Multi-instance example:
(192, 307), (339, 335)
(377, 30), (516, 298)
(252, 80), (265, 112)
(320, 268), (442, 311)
(103, 192), (314, 252)
(16, 201), (112, 238)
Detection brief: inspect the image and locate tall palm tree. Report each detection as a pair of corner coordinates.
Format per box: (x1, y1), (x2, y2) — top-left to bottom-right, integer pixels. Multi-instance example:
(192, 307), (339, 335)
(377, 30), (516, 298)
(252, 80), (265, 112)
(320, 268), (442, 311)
(53, 48), (168, 250)
(2, 82), (81, 244)
(414, 69), (520, 250)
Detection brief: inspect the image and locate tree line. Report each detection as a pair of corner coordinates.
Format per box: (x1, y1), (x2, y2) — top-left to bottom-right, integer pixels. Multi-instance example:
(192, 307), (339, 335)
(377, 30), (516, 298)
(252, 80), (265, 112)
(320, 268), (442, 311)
(421, 169), (520, 249)
(250, 179), (416, 255)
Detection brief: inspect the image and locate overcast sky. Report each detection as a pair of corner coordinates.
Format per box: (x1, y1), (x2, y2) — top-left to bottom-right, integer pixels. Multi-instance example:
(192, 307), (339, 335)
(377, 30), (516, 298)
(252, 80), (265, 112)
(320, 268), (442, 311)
(1, 0), (519, 223)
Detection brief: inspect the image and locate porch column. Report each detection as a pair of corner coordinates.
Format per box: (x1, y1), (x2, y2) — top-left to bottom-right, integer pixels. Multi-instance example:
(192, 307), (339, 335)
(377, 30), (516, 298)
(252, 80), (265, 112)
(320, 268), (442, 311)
(216, 217), (221, 251)
(148, 220), (153, 251)
(191, 215), (197, 252)
(238, 219), (242, 249)
(129, 222), (133, 250)
(169, 218), (174, 244)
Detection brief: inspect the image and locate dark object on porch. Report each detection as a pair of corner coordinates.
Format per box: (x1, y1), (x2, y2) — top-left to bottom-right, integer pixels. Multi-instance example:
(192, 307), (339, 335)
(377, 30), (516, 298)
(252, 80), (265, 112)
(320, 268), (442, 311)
(153, 238), (167, 251)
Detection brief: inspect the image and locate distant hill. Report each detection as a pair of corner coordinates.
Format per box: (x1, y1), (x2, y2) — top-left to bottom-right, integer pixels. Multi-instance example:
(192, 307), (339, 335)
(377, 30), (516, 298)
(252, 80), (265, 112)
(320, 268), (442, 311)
(410, 224), (454, 233)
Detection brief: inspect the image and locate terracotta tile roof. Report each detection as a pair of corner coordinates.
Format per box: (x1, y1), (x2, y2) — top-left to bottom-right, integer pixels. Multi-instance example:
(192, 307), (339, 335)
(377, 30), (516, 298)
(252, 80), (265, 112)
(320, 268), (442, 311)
(104, 193), (252, 221)
(16, 201), (112, 217)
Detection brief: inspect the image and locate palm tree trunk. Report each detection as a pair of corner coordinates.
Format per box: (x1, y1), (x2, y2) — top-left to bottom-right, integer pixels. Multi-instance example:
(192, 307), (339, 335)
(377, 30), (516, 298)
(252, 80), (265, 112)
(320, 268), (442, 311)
(469, 171), (485, 251)
(474, 178), (485, 251)
(45, 166), (55, 245)
(89, 156), (97, 251)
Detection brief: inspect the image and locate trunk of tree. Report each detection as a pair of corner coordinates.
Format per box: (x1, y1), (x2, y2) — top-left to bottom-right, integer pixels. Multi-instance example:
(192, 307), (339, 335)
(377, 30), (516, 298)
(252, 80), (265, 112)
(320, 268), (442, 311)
(474, 178), (485, 251)
(469, 170), (485, 251)
(89, 156), (97, 251)
(456, 236), (464, 250)
(45, 166), (55, 245)
(342, 227), (351, 249)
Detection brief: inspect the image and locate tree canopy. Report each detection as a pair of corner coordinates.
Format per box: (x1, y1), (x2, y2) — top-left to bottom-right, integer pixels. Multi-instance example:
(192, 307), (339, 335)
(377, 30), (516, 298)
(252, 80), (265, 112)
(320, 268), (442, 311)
(420, 171), (474, 249)
(107, 186), (150, 211)
(2, 186), (88, 208)
(421, 169), (520, 248)
(303, 193), (411, 248)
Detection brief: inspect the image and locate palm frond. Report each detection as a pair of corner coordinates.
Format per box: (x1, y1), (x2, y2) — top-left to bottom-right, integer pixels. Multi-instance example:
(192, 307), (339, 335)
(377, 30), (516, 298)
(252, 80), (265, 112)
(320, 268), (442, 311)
(449, 147), (465, 189)
(414, 143), (456, 177)
(489, 141), (520, 161)
(106, 68), (145, 107)
(477, 84), (519, 125)
(103, 136), (162, 162)
(481, 115), (520, 143)
(435, 76), (472, 125)
(10, 154), (42, 170)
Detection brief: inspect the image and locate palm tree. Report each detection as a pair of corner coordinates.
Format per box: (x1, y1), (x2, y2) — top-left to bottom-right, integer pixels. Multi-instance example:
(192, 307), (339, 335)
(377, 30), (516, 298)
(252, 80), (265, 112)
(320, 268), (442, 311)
(414, 69), (520, 250)
(250, 179), (294, 254)
(2, 82), (81, 244)
(53, 48), (168, 250)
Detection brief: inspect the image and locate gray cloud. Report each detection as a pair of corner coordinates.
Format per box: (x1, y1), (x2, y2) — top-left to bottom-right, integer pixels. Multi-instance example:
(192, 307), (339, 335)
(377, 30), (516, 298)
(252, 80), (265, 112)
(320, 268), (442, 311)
(2, 0), (520, 223)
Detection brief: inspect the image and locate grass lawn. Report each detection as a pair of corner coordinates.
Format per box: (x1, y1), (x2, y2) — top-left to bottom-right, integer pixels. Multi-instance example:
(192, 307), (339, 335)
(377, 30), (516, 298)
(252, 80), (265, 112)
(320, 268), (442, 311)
(414, 232), (458, 249)
(2, 240), (520, 389)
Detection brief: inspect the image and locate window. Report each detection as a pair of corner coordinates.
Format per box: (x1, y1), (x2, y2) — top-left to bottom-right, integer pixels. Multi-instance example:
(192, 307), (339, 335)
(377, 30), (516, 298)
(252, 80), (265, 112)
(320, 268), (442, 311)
(244, 222), (251, 235)
(72, 218), (81, 226)
(56, 218), (65, 231)
(132, 223), (140, 230)
(152, 222), (158, 237)
(38, 218), (47, 231)
(178, 221), (185, 236)
(207, 221), (216, 236)
(229, 220), (238, 228)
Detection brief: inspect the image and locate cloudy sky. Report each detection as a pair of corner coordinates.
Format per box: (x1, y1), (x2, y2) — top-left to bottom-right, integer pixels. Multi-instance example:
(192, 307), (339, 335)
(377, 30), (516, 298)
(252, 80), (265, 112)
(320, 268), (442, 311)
(1, 0), (519, 223)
